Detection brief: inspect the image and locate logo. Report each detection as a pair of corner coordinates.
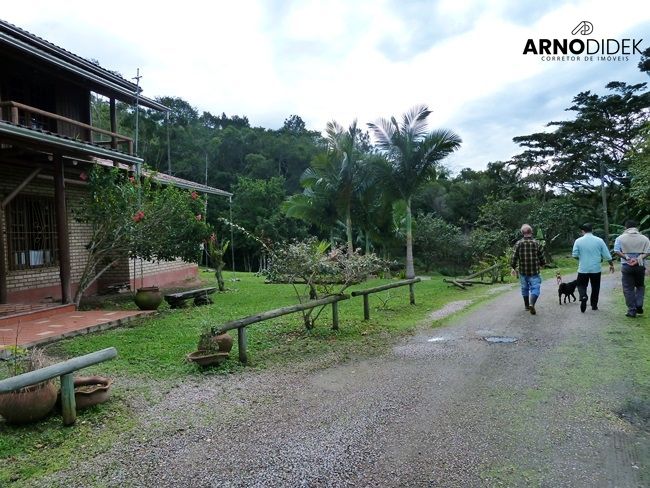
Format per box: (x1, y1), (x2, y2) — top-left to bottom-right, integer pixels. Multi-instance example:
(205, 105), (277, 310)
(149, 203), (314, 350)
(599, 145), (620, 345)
(522, 21), (643, 62)
(571, 21), (593, 36)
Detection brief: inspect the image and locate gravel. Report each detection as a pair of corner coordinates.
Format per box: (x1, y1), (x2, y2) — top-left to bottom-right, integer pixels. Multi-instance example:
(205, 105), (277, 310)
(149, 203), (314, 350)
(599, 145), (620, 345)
(34, 274), (646, 487)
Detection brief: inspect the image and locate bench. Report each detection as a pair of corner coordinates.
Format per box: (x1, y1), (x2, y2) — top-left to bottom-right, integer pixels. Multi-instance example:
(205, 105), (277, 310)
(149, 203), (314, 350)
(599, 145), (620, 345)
(351, 278), (421, 320)
(212, 294), (350, 364)
(164, 287), (217, 308)
(0, 347), (117, 426)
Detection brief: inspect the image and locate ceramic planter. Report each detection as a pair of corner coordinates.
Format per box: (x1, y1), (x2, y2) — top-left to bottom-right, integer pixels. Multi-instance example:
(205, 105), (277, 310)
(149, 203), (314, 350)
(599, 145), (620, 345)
(0, 380), (57, 424)
(134, 286), (163, 310)
(187, 351), (229, 367)
(71, 376), (113, 409)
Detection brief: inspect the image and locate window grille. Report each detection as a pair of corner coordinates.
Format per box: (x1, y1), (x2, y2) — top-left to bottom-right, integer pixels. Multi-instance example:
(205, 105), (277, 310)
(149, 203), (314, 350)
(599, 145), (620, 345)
(6, 196), (58, 270)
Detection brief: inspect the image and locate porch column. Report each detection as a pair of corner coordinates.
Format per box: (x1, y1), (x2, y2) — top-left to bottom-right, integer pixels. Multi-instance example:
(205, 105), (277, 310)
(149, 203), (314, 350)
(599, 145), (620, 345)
(54, 155), (72, 303)
(0, 210), (6, 303)
(109, 98), (117, 150)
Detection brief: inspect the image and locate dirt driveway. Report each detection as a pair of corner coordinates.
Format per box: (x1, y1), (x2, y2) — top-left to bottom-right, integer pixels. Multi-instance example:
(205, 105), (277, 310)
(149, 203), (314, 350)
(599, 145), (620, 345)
(38, 274), (648, 487)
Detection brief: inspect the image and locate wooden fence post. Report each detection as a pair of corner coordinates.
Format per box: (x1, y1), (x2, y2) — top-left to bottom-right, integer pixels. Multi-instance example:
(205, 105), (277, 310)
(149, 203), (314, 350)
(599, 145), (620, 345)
(363, 294), (370, 320)
(60, 373), (76, 426)
(331, 301), (339, 330)
(409, 283), (415, 305)
(238, 327), (248, 363)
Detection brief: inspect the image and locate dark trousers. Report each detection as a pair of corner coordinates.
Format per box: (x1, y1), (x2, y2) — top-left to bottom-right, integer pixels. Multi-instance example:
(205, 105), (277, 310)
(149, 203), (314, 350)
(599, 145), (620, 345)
(621, 265), (645, 313)
(577, 272), (602, 307)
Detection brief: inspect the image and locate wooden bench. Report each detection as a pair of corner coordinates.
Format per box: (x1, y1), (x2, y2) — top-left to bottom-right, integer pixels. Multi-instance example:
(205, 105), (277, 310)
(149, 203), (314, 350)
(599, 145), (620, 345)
(212, 294), (350, 364)
(164, 287), (217, 308)
(0, 347), (117, 426)
(351, 278), (421, 320)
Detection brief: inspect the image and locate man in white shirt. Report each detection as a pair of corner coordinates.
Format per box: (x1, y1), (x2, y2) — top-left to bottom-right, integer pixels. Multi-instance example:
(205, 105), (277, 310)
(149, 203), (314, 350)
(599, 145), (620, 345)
(613, 220), (650, 318)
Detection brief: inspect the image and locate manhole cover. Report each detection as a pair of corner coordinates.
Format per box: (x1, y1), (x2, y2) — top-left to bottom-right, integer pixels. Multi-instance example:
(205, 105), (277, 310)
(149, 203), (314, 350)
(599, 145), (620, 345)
(484, 336), (518, 344)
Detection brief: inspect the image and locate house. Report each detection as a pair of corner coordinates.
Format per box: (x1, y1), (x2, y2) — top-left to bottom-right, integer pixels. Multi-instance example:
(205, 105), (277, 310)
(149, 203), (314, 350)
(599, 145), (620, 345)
(0, 19), (231, 306)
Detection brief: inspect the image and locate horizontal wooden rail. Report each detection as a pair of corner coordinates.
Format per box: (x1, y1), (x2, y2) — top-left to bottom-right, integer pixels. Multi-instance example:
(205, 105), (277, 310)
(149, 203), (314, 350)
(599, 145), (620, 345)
(351, 278), (421, 320)
(0, 101), (133, 153)
(0, 347), (117, 426)
(213, 294), (350, 363)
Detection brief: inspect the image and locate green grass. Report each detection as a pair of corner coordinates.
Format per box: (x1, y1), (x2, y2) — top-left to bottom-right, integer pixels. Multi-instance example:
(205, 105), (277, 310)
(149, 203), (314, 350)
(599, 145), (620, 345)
(0, 260), (580, 486)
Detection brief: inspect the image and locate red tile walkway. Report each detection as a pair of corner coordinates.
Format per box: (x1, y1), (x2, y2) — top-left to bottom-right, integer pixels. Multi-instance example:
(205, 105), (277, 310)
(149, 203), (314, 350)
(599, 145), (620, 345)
(0, 309), (153, 348)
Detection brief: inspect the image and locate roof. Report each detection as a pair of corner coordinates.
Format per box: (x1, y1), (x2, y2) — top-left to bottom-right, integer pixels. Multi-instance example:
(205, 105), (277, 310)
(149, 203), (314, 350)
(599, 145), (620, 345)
(0, 120), (143, 166)
(0, 19), (168, 112)
(154, 173), (233, 197)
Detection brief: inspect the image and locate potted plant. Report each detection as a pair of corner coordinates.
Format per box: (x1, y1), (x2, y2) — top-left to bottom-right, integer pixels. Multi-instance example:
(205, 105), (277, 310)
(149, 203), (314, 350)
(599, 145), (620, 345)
(0, 348), (57, 425)
(187, 329), (229, 367)
(134, 286), (163, 310)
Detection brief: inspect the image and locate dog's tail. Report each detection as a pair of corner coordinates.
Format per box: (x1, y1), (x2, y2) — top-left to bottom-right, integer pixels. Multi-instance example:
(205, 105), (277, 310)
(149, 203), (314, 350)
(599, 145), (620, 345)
(556, 271), (563, 285)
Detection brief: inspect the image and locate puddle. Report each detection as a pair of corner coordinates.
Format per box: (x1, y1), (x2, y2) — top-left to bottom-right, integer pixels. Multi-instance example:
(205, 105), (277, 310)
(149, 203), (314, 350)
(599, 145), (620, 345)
(484, 336), (518, 344)
(427, 336), (447, 343)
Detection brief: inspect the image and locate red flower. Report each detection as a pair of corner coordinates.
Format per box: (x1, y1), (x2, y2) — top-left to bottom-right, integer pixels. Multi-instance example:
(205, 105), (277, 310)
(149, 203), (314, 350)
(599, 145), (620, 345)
(79, 171), (88, 181)
(195, 214), (202, 221)
(191, 191), (199, 200)
(132, 210), (145, 223)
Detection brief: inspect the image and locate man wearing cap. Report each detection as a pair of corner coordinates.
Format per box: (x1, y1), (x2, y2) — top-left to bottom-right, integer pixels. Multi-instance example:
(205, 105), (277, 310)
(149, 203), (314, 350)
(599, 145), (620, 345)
(511, 224), (546, 315)
(613, 219), (650, 318)
(572, 223), (614, 313)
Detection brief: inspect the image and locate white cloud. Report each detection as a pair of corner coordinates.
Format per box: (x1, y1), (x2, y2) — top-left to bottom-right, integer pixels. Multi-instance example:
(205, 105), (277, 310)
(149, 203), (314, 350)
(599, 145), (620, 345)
(2, 0), (649, 168)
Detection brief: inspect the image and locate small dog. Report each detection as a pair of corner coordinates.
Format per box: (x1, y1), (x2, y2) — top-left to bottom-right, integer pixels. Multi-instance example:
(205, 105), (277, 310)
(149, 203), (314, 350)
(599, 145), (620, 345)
(557, 273), (578, 305)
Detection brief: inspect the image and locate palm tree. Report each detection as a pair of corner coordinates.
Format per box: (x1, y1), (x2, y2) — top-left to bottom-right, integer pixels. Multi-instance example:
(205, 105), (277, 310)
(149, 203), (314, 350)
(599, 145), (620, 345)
(368, 105), (461, 278)
(301, 120), (364, 254)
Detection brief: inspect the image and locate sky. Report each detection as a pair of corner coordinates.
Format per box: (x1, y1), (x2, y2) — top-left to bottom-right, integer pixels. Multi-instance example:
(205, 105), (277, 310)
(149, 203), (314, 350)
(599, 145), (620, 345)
(2, 0), (649, 172)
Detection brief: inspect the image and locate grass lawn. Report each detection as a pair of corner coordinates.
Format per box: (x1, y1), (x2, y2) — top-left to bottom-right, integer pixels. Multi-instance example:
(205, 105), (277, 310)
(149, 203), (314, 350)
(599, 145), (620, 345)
(0, 256), (582, 485)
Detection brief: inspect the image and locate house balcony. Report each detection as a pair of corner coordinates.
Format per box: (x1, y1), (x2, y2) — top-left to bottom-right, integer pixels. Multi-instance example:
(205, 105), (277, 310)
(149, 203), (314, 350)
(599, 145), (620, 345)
(0, 100), (133, 155)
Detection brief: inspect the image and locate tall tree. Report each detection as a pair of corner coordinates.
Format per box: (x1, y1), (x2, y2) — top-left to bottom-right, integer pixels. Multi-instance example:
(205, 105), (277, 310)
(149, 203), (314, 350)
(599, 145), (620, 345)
(368, 105), (461, 278)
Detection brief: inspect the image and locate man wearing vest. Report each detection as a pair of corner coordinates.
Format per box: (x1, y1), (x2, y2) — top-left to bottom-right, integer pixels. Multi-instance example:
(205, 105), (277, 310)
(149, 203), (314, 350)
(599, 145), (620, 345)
(572, 223), (614, 313)
(613, 220), (650, 318)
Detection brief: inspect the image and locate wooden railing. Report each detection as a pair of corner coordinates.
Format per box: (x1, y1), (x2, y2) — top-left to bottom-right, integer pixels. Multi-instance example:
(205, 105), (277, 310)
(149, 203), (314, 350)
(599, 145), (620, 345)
(0, 101), (133, 154)
(351, 278), (420, 320)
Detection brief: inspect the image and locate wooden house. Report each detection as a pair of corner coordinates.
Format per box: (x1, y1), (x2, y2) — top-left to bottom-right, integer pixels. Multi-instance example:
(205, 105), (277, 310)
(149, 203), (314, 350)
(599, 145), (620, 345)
(0, 19), (230, 307)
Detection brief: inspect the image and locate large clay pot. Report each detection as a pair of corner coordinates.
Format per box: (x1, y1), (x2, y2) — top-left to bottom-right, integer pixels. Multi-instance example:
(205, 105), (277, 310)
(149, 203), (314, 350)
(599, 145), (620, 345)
(187, 351), (229, 367)
(134, 286), (163, 310)
(57, 376), (113, 410)
(213, 332), (233, 354)
(0, 381), (57, 424)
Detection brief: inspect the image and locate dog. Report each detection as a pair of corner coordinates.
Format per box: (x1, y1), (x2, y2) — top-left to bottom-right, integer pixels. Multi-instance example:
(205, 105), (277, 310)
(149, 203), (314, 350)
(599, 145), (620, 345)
(557, 273), (578, 305)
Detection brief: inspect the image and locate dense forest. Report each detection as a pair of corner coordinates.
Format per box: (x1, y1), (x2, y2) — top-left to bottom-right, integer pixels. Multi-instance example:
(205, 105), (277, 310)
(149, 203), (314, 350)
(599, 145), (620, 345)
(91, 52), (650, 275)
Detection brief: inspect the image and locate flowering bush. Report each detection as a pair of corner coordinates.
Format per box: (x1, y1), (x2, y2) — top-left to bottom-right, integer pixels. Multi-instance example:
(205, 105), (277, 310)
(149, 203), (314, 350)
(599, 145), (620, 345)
(73, 166), (211, 305)
(264, 238), (386, 328)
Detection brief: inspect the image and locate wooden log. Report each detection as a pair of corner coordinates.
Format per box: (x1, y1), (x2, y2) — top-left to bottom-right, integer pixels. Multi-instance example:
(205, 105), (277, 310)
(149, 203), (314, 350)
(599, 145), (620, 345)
(214, 294), (350, 334)
(60, 373), (76, 426)
(456, 280), (493, 285)
(0, 348), (117, 393)
(363, 294), (370, 320)
(350, 278), (421, 297)
(332, 301), (339, 330)
(459, 263), (500, 281)
(238, 327), (247, 363)
(443, 279), (467, 290)
(409, 283), (415, 305)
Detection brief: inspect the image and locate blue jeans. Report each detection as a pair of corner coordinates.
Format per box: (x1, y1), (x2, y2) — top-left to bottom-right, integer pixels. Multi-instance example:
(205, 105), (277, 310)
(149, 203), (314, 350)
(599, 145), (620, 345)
(520, 274), (542, 298)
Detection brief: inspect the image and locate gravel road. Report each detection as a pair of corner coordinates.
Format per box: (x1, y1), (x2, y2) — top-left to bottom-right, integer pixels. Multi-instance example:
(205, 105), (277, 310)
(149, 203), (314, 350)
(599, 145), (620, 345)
(37, 274), (647, 487)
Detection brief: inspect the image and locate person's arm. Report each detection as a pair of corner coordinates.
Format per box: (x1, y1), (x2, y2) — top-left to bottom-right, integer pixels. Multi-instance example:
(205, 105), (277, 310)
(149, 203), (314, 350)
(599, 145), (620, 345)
(537, 243), (546, 268)
(510, 243), (519, 270)
(572, 240), (580, 260)
(613, 237), (624, 259)
(603, 240), (615, 272)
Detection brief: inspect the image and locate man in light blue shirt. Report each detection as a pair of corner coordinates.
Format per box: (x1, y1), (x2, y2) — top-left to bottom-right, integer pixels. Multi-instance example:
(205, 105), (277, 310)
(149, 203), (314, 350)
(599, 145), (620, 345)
(572, 223), (614, 313)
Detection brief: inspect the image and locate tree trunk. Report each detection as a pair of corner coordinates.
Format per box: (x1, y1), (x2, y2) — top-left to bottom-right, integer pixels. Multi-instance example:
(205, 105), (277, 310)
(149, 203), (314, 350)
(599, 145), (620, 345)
(215, 264), (225, 292)
(405, 197), (415, 279)
(365, 231), (370, 255)
(345, 205), (353, 255)
(599, 161), (610, 243)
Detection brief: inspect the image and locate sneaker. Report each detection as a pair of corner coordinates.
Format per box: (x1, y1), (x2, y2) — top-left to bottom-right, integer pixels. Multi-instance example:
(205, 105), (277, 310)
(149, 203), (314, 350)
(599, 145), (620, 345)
(580, 299), (587, 313)
(637, 307), (644, 314)
(529, 305), (536, 315)
(626, 312), (637, 318)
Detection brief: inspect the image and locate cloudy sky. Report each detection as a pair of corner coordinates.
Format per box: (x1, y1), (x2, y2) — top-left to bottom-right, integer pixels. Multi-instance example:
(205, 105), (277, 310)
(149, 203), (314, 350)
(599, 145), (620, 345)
(3, 0), (649, 172)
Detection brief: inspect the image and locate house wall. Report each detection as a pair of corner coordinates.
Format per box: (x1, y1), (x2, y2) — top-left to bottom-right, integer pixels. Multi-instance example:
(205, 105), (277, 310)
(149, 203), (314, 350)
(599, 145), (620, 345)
(0, 162), (198, 303)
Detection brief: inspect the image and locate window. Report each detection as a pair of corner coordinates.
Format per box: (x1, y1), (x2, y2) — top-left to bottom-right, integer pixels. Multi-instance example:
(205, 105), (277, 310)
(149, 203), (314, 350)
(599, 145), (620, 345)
(6, 196), (58, 270)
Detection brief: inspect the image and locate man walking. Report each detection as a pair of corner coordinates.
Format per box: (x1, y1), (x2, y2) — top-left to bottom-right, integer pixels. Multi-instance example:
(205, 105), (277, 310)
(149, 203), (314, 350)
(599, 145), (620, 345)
(572, 223), (614, 313)
(511, 224), (545, 315)
(613, 220), (650, 318)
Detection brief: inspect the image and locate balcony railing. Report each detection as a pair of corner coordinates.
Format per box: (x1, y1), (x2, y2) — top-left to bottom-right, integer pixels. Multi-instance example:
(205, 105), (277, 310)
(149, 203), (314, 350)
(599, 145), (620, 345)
(0, 101), (133, 154)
